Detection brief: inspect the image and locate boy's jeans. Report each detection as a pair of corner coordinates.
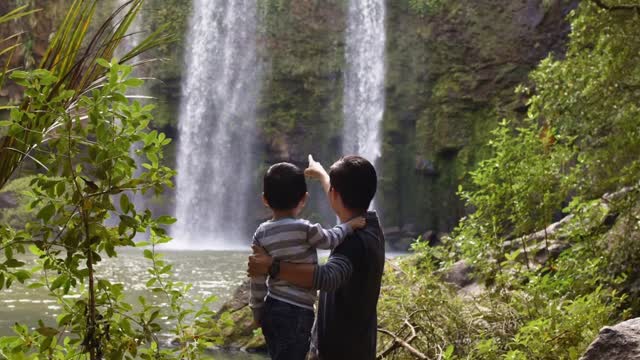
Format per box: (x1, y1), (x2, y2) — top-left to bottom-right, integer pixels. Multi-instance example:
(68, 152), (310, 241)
(262, 296), (315, 360)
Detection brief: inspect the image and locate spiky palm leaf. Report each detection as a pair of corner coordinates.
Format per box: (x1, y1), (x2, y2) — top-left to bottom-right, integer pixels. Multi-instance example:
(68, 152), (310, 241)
(0, 0), (172, 189)
(0, 6), (39, 94)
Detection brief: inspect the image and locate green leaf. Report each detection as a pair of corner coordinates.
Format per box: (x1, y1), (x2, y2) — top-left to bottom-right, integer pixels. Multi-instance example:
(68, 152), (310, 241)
(156, 215), (176, 225)
(123, 78), (144, 87)
(160, 264), (172, 274)
(4, 258), (24, 268)
(36, 326), (59, 337)
(96, 58), (111, 68)
(39, 334), (54, 352)
(37, 203), (56, 222)
(27, 282), (45, 289)
(57, 313), (73, 326)
(0, 120), (12, 126)
(120, 318), (133, 335)
(28, 244), (44, 256)
(120, 194), (131, 214)
(50, 274), (68, 291)
(143, 249), (153, 260)
(13, 270), (30, 283)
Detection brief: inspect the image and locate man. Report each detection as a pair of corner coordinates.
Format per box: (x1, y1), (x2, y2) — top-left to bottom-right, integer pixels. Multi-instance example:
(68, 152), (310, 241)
(248, 155), (385, 360)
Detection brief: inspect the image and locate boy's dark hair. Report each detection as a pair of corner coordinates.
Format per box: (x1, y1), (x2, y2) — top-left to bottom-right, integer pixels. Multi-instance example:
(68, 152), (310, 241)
(329, 156), (377, 211)
(263, 162), (307, 210)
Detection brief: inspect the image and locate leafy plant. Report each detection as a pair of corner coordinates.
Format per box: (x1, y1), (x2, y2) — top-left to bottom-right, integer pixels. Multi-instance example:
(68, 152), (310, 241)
(0, 58), (218, 359)
(0, 1), (222, 358)
(0, 0), (173, 190)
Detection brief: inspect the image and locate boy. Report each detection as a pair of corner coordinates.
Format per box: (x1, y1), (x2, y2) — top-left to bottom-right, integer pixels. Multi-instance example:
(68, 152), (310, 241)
(249, 162), (365, 360)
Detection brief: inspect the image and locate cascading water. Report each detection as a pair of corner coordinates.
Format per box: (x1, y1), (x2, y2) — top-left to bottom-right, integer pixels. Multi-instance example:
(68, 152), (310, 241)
(172, 0), (260, 249)
(342, 0), (386, 166)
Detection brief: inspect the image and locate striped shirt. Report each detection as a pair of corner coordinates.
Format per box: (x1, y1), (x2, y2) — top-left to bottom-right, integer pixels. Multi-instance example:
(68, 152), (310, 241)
(249, 218), (353, 320)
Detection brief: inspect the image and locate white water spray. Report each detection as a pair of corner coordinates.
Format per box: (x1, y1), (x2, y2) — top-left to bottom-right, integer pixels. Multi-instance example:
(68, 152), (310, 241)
(172, 0), (260, 249)
(342, 0), (386, 165)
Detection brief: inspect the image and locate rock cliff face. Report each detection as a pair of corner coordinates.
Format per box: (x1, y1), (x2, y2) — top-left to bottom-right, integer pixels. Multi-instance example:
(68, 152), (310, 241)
(0, 0), (578, 246)
(379, 0), (578, 236)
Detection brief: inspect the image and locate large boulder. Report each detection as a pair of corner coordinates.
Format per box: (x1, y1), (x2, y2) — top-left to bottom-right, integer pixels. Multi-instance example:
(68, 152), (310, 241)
(580, 318), (640, 360)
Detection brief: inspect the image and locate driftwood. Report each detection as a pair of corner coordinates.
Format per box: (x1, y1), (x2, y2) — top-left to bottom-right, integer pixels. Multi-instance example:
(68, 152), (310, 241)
(377, 324), (426, 359)
(502, 185), (635, 255)
(377, 311), (429, 359)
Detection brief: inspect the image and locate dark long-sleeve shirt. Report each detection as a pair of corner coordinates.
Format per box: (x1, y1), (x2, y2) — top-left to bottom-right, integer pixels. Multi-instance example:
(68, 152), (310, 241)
(311, 211), (385, 360)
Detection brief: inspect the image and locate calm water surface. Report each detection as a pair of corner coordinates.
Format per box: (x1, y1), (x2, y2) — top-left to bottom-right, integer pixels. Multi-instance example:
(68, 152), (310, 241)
(0, 249), (266, 359)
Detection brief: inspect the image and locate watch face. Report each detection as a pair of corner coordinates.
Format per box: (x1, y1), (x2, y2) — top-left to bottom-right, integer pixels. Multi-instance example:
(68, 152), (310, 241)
(269, 260), (280, 278)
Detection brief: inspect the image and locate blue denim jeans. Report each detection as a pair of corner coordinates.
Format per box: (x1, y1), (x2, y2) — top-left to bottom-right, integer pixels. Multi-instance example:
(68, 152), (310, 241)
(261, 296), (315, 360)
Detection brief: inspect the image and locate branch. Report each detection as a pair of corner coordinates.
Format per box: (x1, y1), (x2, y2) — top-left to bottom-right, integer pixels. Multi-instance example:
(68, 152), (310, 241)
(591, 0), (640, 12)
(377, 327), (427, 359)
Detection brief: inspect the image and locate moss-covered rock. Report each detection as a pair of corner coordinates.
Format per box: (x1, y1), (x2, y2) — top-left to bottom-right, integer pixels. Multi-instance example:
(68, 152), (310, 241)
(201, 280), (266, 353)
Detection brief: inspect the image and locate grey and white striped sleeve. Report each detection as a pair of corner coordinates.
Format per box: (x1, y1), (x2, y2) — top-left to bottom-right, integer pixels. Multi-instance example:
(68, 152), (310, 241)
(306, 221), (353, 250)
(311, 254), (353, 291)
(249, 232), (267, 322)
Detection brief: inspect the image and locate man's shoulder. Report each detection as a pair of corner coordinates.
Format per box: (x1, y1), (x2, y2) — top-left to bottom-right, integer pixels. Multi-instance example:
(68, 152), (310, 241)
(332, 231), (365, 258)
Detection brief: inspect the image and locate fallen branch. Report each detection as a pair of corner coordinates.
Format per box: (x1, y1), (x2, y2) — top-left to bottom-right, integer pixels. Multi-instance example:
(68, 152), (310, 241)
(377, 326), (426, 359)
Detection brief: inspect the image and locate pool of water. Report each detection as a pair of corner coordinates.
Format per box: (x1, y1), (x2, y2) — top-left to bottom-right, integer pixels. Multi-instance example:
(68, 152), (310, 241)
(0, 249), (266, 359)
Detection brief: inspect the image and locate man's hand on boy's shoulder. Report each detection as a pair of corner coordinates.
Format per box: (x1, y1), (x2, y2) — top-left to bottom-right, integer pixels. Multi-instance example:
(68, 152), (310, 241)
(347, 216), (366, 231)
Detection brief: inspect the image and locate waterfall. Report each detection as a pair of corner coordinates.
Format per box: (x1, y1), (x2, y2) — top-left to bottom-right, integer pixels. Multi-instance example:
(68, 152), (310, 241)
(172, 0), (260, 249)
(342, 0), (386, 166)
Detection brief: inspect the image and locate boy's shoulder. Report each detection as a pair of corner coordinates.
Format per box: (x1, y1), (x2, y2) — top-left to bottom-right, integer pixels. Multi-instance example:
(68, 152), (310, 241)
(254, 218), (311, 238)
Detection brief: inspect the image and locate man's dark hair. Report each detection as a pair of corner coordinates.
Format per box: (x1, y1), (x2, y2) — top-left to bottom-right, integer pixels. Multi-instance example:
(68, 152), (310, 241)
(263, 162), (307, 210)
(329, 156), (377, 211)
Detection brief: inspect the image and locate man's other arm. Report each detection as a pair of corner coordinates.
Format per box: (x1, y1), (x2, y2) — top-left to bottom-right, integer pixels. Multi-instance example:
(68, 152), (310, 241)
(248, 245), (353, 291)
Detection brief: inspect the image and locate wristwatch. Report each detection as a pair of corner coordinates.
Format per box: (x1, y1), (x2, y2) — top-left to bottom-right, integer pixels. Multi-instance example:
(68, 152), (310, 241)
(269, 259), (281, 279)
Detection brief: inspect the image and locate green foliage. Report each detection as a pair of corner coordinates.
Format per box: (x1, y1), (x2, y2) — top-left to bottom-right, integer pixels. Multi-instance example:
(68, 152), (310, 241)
(380, 2), (640, 359)
(455, 119), (574, 282)
(0, 175), (37, 228)
(377, 254), (519, 359)
(0, 0), (173, 190)
(407, 0), (445, 16)
(523, 1), (640, 197)
(0, 60), (216, 359)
